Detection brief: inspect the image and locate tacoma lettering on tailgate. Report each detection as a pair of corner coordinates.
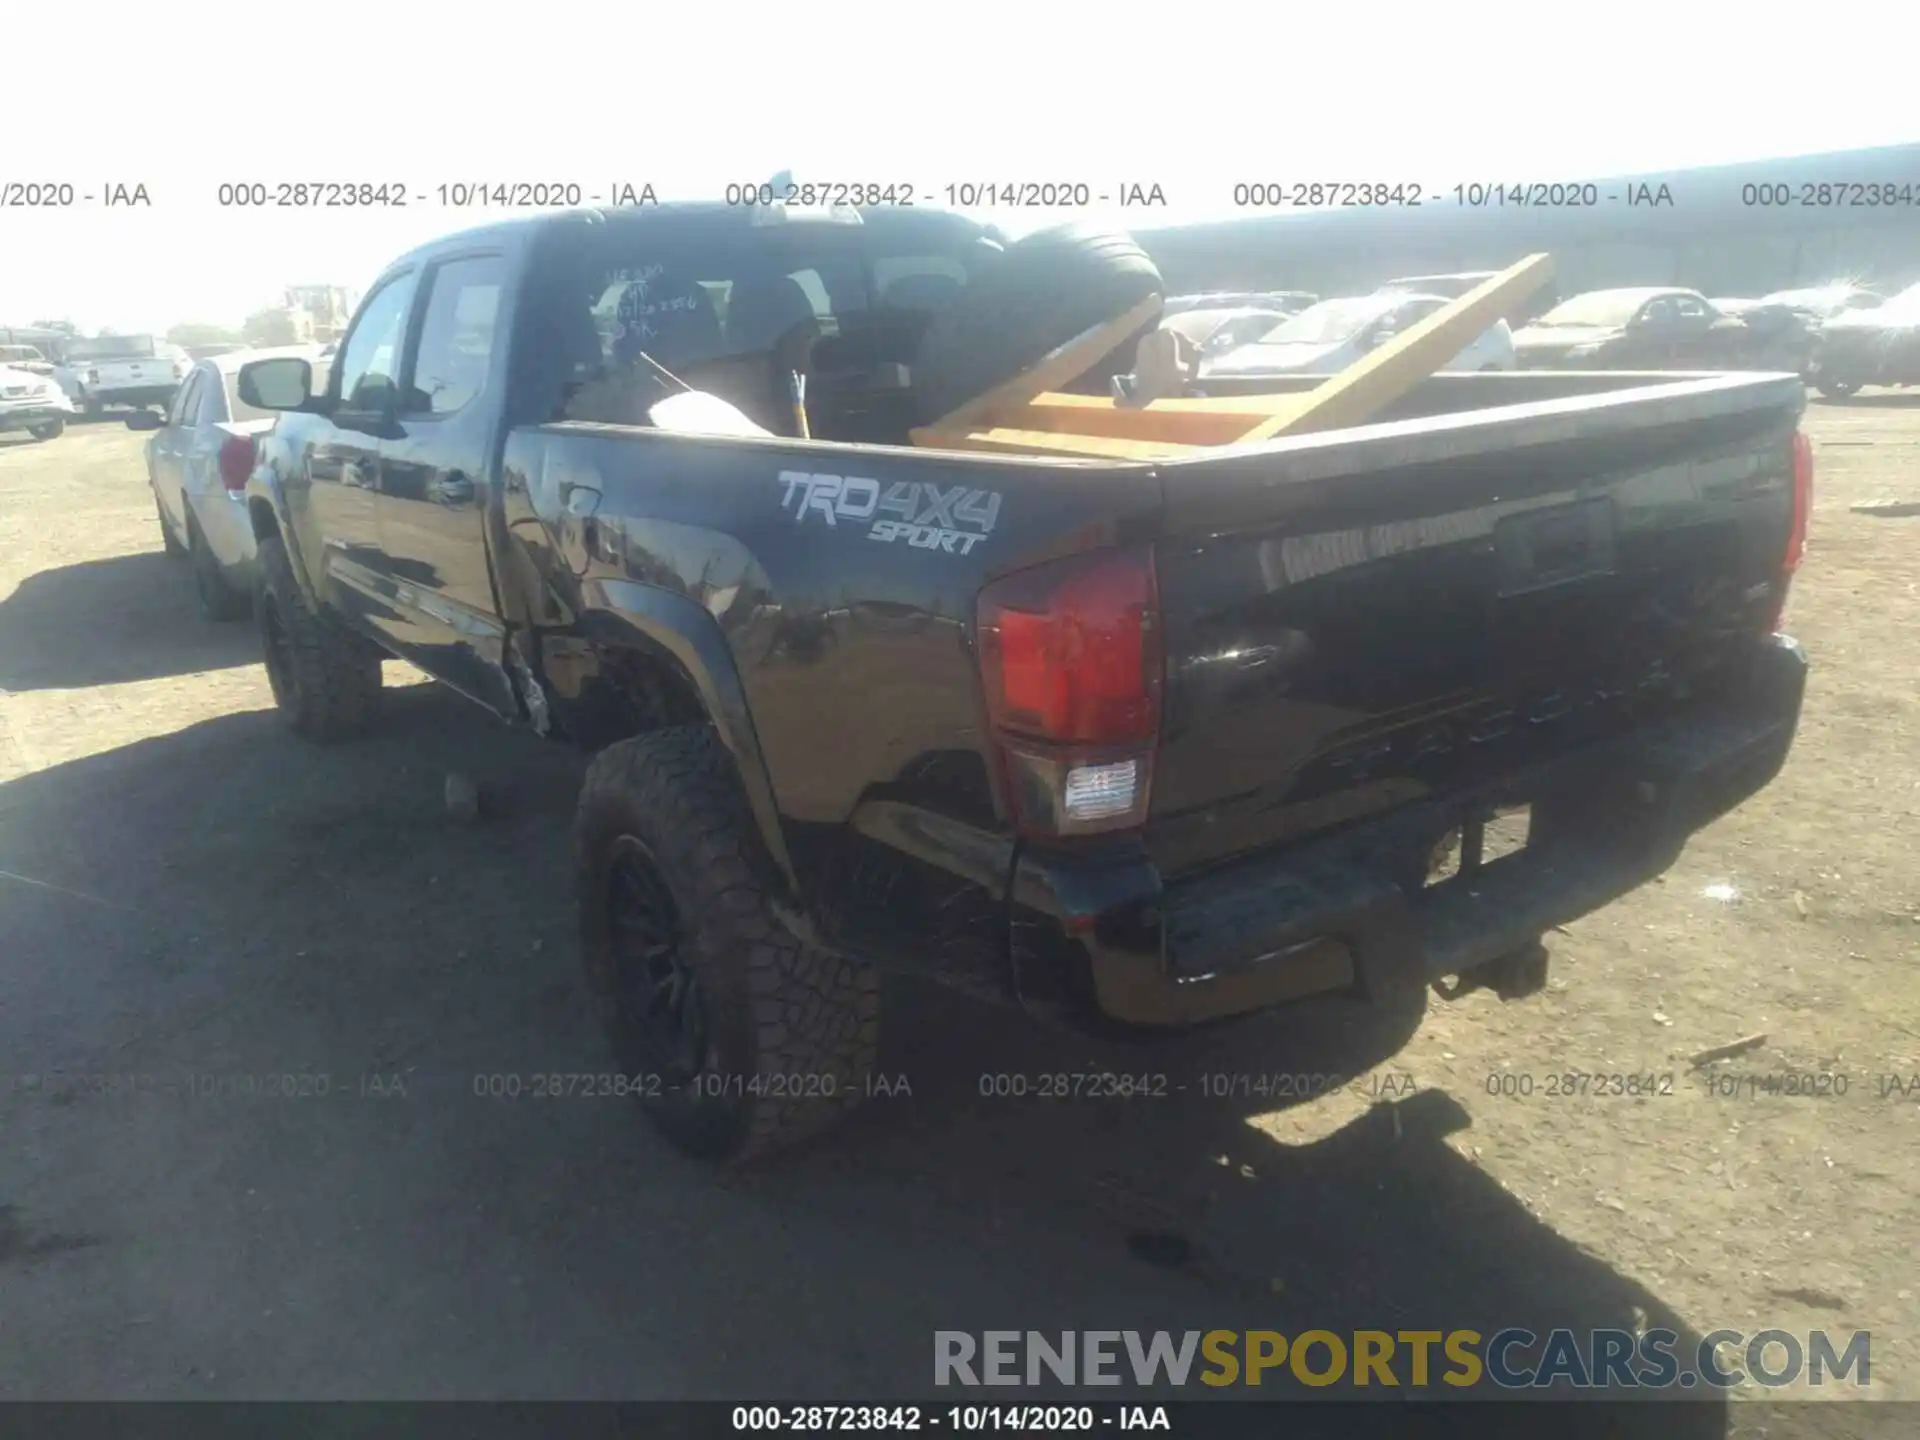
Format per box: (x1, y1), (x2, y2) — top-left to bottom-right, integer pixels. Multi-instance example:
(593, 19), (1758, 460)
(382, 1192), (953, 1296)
(778, 472), (1001, 555)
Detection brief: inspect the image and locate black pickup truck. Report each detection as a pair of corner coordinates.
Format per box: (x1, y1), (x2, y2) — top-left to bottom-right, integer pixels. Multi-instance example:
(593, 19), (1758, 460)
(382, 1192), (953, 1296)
(232, 200), (1813, 1164)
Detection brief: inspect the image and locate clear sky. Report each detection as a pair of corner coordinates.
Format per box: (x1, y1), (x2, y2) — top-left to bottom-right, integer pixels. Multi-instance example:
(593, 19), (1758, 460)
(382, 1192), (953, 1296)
(6, 0), (1917, 336)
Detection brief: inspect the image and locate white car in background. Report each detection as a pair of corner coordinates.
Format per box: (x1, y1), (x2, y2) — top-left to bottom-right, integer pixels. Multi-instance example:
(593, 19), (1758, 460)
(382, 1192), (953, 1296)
(0, 364), (78, 442)
(0, 344), (59, 378)
(1202, 291), (1516, 379)
(127, 346), (329, 620)
(1757, 284), (1884, 321)
(1161, 306), (1302, 359)
(58, 334), (192, 414)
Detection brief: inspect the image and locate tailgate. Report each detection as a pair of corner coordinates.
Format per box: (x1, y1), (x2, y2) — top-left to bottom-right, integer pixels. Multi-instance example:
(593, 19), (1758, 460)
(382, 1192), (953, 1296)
(95, 358), (170, 387)
(1145, 372), (1806, 878)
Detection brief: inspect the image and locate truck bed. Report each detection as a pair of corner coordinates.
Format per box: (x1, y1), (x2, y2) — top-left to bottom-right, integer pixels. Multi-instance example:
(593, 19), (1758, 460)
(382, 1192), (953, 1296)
(508, 365), (1803, 893)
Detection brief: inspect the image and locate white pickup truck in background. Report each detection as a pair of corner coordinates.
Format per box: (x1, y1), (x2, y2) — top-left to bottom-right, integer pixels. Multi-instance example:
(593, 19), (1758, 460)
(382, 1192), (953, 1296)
(57, 335), (191, 414)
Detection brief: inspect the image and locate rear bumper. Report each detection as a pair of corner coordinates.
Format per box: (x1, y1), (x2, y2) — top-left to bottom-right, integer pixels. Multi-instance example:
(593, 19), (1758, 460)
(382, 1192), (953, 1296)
(1011, 636), (1807, 1028)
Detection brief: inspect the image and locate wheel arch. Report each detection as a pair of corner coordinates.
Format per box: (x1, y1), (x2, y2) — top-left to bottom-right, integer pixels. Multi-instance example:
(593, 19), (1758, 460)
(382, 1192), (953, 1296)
(245, 485), (322, 607)
(567, 580), (796, 893)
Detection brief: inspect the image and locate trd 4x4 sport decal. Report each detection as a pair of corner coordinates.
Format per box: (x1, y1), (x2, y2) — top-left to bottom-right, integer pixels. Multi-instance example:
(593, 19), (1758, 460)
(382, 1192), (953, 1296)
(778, 472), (1002, 555)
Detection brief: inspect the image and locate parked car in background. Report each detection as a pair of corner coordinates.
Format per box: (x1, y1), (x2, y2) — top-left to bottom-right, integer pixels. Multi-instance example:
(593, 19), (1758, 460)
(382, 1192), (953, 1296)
(126, 345), (330, 618)
(1708, 298), (1825, 377)
(0, 344), (58, 378)
(1162, 292), (1317, 356)
(1160, 306), (1301, 358)
(1757, 284), (1884, 320)
(1807, 281), (1920, 399)
(1379, 271), (1562, 326)
(0, 326), (78, 369)
(1512, 288), (1757, 370)
(57, 334), (191, 414)
(0, 363), (77, 442)
(1163, 290), (1316, 316)
(1203, 290), (1515, 378)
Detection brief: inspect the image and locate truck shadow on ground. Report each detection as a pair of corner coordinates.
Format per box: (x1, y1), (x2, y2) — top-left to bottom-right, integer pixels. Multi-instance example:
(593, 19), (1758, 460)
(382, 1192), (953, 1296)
(0, 552), (259, 691)
(0, 682), (1734, 1430)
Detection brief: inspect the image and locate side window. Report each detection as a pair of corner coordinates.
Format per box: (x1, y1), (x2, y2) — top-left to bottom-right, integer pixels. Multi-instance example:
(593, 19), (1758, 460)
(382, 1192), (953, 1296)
(786, 269), (832, 317)
(873, 255), (968, 317)
(1673, 295), (1709, 323)
(719, 254), (858, 356)
(333, 272), (418, 413)
(1637, 297), (1677, 328)
(406, 255), (505, 416)
(167, 371), (203, 427)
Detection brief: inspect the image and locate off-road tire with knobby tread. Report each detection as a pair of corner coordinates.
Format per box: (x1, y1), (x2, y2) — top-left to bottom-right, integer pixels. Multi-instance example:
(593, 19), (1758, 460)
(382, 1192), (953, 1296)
(254, 533), (382, 740)
(575, 725), (880, 1164)
(911, 223), (1164, 426)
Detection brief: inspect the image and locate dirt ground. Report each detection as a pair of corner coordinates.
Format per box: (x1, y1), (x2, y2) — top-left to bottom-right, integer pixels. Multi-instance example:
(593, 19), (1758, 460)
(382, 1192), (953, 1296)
(0, 402), (1915, 1427)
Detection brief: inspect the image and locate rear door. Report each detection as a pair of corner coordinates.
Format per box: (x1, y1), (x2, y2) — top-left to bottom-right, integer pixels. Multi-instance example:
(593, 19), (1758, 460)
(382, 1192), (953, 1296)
(368, 251), (517, 712)
(302, 270), (418, 627)
(1627, 296), (1683, 367)
(179, 367), (229, 508)
(149, 369), (204, 532)
(1671, 294), (1730, 366)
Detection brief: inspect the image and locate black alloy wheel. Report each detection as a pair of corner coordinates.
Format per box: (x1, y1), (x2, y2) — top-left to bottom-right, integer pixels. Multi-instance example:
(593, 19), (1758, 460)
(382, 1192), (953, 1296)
(604, 835), (709, 1085)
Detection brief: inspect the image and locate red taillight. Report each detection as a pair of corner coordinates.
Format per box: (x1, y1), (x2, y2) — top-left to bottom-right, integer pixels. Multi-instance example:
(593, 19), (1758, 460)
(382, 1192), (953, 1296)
(1769, 430), (1813, 632)
(217, 433), (257, 492)
(977, 545), (1161, 836)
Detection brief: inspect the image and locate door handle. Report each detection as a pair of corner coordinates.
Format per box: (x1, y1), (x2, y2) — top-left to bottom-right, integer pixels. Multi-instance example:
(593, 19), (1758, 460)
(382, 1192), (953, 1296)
(430, 473), (476, 506)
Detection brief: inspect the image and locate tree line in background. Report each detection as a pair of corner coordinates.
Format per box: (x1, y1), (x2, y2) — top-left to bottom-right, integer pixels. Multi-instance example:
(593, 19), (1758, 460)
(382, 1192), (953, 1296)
(17, 313), (313, 347)
(169, 309), (307, 348)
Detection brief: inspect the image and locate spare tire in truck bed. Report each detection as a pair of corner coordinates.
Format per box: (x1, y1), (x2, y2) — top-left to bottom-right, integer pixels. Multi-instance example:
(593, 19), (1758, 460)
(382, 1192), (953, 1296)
(911, 224), (1163, 426)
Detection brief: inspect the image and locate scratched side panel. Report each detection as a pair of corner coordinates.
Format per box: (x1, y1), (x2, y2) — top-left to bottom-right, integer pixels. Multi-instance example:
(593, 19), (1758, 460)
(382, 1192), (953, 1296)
(500, 425), (1163, 879)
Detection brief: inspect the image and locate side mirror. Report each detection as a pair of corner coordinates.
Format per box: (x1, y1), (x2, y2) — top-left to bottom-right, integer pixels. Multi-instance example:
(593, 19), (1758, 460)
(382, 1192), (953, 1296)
(123, 410), (163, 431)
(238, 356), (316, 411)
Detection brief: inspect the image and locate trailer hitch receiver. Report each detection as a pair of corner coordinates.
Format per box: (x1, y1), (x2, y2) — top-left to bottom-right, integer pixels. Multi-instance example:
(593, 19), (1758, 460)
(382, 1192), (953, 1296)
(1434, 937), (1551, 1003)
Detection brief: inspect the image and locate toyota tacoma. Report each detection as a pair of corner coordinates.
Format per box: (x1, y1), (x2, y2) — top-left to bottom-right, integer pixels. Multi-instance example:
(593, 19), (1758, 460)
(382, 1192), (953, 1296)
(232, 200), (1813, 1163)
